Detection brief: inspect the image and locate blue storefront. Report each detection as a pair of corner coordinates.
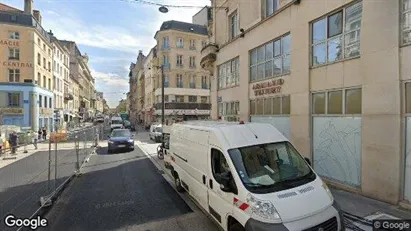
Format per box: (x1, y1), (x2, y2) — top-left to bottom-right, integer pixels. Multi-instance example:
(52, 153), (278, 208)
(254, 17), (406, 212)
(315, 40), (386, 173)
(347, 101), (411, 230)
(0, 83), (54, 132)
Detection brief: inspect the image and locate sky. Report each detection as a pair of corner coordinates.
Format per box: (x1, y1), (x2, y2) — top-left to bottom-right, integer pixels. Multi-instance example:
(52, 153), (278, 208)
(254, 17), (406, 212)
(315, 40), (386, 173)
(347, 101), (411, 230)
(3, 0), (209, 108)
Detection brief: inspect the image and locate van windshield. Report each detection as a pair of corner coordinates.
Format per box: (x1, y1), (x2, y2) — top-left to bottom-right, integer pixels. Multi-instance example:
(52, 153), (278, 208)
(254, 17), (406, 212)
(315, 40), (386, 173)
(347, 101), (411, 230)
(112, 120), (122, 124)
(155, 127), (162, 133)
(228, 141), (316, 193)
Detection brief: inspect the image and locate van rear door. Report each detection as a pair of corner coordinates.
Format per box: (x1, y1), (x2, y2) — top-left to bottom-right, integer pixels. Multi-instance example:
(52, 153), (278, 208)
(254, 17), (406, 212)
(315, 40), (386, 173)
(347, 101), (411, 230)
(207, 148), (235, 228)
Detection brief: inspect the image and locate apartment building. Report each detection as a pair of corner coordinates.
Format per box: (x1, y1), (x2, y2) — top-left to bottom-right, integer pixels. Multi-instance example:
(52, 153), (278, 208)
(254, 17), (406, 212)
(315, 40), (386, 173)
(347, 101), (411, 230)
(59, 40), (95, 121)
(143, 47), (156, 125)
(201, 0), (411, 207)
(0, 2), (54, 131)
(50, 34), (70, 129)
(151, 20), (210, 123)
(128, 50), (145, 125)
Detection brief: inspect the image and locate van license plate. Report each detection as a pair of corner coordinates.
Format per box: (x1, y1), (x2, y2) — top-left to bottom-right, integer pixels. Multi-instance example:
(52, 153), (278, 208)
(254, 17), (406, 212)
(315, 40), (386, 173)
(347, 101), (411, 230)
(118, 145), (126, 148)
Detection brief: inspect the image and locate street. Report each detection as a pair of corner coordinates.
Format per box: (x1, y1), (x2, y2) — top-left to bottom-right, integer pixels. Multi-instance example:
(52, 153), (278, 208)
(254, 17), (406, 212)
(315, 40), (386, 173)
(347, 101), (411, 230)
(40, 130), (218, 231)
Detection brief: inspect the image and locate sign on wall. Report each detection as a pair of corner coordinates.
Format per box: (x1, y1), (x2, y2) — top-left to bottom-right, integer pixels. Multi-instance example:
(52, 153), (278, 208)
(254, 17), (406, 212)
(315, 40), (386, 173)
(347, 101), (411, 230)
(0, 108), (24, 115)
(252, 78), (284, 96)
(3, 61), (33, 68)
(0, 40), (19, 46)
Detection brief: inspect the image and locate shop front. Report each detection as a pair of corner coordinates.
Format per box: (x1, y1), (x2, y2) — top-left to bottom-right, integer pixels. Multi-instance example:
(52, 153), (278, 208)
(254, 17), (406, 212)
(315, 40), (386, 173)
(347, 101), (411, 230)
(249, 78), (291, 139)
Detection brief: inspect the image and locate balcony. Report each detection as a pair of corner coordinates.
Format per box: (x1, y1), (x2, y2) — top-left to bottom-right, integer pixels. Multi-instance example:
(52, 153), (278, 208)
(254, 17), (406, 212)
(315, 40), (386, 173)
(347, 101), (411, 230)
(200, 43), (218, 73)
(64, 93), (74, 101)
(154, 103), (211, 110)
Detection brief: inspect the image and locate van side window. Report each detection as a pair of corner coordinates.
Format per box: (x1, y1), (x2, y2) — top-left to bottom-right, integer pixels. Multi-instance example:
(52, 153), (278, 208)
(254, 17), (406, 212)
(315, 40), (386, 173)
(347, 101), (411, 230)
(211, 148), (229, 184)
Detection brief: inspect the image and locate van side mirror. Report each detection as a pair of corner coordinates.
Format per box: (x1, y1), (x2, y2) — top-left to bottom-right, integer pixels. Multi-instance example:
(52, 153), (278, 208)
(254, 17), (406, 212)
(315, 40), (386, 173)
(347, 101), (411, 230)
(219, 171), (233, 193)
(304, 157), (311, 166)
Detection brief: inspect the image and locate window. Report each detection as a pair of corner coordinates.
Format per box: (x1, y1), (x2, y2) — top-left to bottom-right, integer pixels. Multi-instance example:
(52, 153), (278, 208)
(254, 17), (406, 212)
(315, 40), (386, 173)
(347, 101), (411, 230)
(175, 95), (184, 102)
(312, 88), (362, 114)
(37, 72), (41, 85)
(189, 39), (196, 50)
(49, 98), (52, 108)
(250, 33), (291, 82)
(48, 62), (51, 71)
(177, 55), (183, 66)
(44, 96), (48, 108)
(164, 75), (169, 87)
(8, 48), (20, 60)
(219, 101), (240, 121)
(177, 38), (184, 48)
(218, 57), (239, 89)
(201, 96), (208, 103)
(230, 11), (239, 39)
(53, 76), (56, 90)
(188, 96), (197, 103)
(8, 93), (20, 107)
(53, 60), (56, 71)
(211, 149), (230, 184)
(48, 78), (51, 90)
(402, 0), (411, 45)
(190, 75), (196, 88)
(8, 31), (19, 39)
(37, 38), (40, 45)
(43, 44), (46, 50)
(164, 95), (169, 102)
(249, 95), (290, 115)
(201, 76), (208, 89)
(311, 1), (362, 66)
(8, 69), (20, 82)
(43, 58), (46, 68)
(39, 95), (42, 107)
(43, 76), (46, 88)
(37, 53), (41, 65)
(189, 56), (196, 68)
(163, 37), (169, 49)
(176, 74), (183, 88)
(48, 49), (51, 56)
(265, 0), (279, 17)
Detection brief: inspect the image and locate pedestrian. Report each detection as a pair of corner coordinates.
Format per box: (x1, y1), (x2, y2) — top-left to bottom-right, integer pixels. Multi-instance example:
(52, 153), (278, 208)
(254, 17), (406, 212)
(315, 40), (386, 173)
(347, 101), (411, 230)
(38, 129), (42, 141)
(32, 130), (38, 149)
(9, 131), (18, 155)
(42, 127), (47, 140)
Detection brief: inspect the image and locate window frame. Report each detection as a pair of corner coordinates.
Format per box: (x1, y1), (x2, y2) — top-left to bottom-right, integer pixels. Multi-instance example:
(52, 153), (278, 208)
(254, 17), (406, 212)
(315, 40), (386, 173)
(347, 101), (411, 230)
(8, 92), (21, 107)
(188, 96), (197, 103)
(311, 87), (362, 116)
(229, 11), (239, 40)
(249, 33), (291, 82)
(163, 36), (170, 49)
(177, 38), (184, 48)
(201, 76), (208, 89)
(190, 75), (196, 89)
(189, 39), (196, 50)
(176, 74), (183, 88)
(8, 47), (20, 60)
(177, 55), (183, 66)
(310, 0), (362, 67)
(265, 0), (279, 18)
(218, 101), (240, 121)
(8, 31), (20, 39)
(8, 69), (20, 82)
(402, 0), (411, 46)
(249, 95), (290, 116)
(218, 57), (240, 89)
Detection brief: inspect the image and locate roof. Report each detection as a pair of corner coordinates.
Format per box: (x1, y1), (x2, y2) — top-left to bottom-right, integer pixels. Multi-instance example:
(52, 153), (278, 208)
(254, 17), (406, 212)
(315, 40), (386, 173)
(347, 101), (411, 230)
(154, 20), (207, 38)
(0, 3), (23, 13)
(173, 121), (288, 149)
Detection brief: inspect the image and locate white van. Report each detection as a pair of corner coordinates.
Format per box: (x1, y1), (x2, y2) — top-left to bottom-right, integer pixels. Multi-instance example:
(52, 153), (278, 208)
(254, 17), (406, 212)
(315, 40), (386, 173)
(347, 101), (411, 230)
(110, 116), (123, 131)
(149, 124), (162, 142)
(168, 121), (344, 231)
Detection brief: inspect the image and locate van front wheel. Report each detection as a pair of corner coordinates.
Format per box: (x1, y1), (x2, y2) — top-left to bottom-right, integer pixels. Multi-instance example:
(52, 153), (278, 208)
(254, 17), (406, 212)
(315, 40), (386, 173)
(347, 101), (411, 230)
(174, 174), (185, 193)
(229, 223), (245, 231)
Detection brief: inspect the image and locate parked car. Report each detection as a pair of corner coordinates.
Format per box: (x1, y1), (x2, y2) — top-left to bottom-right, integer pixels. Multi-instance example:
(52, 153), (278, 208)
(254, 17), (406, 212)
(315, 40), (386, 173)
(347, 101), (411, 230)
(107, 129), (134, 153)
(123, 120), (135, 131)
(149, 124), (162, 142)
(168, 121), (345, 231)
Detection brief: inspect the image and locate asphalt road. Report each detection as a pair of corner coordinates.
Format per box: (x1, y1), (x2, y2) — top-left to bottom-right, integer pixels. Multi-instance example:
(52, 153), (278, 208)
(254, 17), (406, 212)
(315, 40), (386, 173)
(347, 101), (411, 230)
(40, 136), (195, 231)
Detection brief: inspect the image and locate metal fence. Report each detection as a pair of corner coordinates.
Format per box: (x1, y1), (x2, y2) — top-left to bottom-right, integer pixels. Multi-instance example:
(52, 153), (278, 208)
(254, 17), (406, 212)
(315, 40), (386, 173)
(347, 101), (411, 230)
(0, 123), (109, 231)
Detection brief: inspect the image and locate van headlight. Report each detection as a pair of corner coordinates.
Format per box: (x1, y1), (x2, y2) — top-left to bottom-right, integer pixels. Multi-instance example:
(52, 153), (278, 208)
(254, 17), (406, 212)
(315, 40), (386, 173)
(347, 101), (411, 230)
(322, 182), (334, 201)
(246, 194), (281, 222)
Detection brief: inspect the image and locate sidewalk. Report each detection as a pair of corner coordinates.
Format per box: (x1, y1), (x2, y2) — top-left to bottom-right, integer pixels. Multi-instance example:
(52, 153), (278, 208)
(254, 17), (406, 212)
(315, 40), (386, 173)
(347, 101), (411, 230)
(135, 141), (411, 222)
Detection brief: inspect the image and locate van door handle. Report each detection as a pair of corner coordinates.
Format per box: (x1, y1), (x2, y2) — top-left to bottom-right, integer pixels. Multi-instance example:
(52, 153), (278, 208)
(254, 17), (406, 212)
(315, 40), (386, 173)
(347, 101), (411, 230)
(202, 175), (206, 185)
(209, 179), (213, 189)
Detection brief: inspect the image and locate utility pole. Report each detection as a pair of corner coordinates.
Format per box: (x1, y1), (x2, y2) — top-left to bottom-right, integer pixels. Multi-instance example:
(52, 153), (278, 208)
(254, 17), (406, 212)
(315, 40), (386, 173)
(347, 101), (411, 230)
(160, 65), (165, 126)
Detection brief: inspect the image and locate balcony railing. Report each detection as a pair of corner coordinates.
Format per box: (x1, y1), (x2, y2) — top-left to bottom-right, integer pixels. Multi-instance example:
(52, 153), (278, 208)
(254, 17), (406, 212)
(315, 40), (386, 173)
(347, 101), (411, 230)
(64, 93), (74, 101)
(155, 103), (211, 110)
(161, 46), (170, 51)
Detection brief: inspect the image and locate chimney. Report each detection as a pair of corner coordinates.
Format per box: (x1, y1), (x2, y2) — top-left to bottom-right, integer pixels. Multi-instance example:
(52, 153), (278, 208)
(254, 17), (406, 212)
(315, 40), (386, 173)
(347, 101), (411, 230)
(24, 0), (33, 14)
(138, 50), (143, 54)
(33, 10), (42, 25)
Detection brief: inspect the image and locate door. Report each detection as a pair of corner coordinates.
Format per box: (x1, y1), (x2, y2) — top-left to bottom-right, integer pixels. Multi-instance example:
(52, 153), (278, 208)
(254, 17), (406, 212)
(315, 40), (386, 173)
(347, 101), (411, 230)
(208, 148), (234, 228)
